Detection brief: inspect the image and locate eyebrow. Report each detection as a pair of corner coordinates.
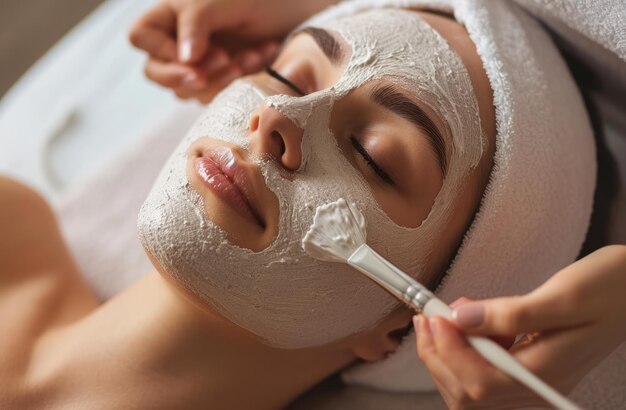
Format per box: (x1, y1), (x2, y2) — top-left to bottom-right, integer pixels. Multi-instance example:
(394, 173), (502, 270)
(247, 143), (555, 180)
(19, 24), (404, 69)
(369, 84), (448, 175)
(296, 27), (346, 64)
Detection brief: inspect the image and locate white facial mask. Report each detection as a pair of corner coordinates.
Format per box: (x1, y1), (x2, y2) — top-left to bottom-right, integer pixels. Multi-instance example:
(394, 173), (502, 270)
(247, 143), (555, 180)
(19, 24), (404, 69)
(138, 9), (483, 348)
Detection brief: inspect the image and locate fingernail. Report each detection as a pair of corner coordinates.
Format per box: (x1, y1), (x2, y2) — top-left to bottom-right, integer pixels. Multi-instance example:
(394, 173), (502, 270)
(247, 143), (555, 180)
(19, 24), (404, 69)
(453, 304), (485, 328)
(179, 38), (193, 62)
(412, 315), (419, 336)
(205, 53), (229, 72)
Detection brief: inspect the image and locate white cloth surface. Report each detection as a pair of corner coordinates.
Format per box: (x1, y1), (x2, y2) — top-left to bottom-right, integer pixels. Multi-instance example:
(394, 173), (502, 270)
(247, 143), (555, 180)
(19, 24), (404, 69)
(58, 103), (203, 299)
(0, 0), (189, 203)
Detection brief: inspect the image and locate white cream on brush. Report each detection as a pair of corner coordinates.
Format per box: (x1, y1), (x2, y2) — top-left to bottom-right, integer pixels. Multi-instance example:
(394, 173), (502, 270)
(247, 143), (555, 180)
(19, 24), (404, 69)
(303, 198), (580, 410)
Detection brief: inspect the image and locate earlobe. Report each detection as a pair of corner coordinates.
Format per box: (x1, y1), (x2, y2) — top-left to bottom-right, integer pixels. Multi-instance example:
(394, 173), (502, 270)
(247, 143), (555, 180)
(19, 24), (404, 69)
(352, 336), (402, 362)
(351, 307), (413, 362)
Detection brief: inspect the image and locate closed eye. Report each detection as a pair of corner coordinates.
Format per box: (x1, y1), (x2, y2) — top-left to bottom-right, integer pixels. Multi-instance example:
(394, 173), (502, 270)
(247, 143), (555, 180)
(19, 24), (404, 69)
(350, 137), (395, 186)
(265, 65), (394, 186)
(265, 66), (306, 96)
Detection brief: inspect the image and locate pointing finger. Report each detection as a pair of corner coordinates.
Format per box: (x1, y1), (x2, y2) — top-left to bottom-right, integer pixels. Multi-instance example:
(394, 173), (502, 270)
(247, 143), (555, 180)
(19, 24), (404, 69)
(144, 59), (205, 89)
(177, 6), (211, 64)
(129, 3), (177, 60)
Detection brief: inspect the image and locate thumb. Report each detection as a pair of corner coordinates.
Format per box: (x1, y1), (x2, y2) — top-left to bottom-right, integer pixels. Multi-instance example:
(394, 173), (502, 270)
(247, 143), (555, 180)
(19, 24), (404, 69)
(177, 7), (212, 64)
(451, 292), (578, 336)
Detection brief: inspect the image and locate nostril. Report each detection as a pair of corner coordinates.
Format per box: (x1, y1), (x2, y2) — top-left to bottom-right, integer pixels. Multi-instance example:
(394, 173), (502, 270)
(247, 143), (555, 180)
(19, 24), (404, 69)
(271, 131), (286, 157)
(249, 115), (260, 132)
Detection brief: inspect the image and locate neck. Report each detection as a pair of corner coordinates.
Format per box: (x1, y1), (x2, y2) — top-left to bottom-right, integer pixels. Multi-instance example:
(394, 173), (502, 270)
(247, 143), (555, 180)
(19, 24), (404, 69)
(45, 271), (355, 409)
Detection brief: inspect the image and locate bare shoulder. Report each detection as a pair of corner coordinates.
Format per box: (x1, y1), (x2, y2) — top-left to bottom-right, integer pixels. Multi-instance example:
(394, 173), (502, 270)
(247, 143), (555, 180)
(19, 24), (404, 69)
(0, 177), (63, 275)
(0, 176), (98, 405)
(0, 174), (97, 322)
(0, 176), (68, 279)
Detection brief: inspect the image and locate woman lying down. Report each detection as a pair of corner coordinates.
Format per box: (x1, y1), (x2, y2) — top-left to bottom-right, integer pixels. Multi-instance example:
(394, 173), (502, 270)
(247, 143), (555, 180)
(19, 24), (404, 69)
(2, 1), (611, 408)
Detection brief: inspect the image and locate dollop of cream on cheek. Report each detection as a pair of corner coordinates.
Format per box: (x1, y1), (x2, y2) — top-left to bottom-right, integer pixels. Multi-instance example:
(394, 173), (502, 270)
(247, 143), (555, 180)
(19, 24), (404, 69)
(137, 9), (484, 348)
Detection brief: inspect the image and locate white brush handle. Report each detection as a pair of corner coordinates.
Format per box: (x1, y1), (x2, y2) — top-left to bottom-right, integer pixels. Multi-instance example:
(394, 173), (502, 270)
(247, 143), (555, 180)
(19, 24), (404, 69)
(423, 299), (580, 410)
(346, 245), (579, 409)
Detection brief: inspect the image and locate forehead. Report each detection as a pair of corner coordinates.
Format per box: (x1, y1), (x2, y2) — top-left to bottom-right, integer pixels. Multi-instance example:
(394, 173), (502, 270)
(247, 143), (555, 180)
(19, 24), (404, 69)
(317, 9), (452, 90)
(320, 8), (494, 139)
(305, 9), (482, 154)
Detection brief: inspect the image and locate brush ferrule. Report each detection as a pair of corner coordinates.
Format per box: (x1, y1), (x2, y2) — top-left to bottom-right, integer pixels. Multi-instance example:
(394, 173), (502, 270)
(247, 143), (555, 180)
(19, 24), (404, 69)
(403, 285), (432, 310)
(348, 244), (434, 312)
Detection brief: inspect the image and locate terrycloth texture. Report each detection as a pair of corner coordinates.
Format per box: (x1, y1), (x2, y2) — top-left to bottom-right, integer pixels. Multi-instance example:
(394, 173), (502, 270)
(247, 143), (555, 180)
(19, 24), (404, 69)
(515, 0), (626, 62)
(310, 0), (596, 395)
(514, 0), (626, 119)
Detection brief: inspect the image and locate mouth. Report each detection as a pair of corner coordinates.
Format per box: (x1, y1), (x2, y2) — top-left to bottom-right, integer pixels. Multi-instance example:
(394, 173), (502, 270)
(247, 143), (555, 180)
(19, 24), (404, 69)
(193, 147), (265, 228)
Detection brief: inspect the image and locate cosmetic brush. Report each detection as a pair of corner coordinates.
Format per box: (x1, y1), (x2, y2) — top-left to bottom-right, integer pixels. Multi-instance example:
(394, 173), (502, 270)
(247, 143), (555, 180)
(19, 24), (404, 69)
(302, 198), (580, 410)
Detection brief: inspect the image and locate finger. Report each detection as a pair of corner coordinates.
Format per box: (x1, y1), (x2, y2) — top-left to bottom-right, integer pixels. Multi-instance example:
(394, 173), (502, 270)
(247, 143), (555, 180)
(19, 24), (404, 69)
(451, 292), (588, 336)
(492, 334), (516, 349)
(513, 323), (604, 393)
(198, 47), (231, 77)
(129, 3), (177, 60)
(415, 316), (463, 399)
(140, 2), (177, 31)
(130, 27), (178, 61)
(177, 6), (211, 64)
(449, 296), (473, 309)
(259, 41), (281, 64)
(232, 42), (281, 75)
(144, 59), (205, 89)
(173, 65), (242, 103)
(199, 66), (243, 103)
(430, 317), (516, 402)
(453, 248), (626, 336)
(233, 50), (264, 74)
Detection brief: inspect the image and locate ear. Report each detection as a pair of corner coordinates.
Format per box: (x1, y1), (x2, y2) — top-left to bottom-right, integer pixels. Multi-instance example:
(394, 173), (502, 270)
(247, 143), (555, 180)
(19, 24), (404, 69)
(351, 306), (414, 362)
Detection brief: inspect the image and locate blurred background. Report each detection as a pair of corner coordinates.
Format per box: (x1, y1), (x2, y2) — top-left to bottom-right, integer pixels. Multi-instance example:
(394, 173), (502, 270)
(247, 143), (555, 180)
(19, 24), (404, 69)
(0, 0), (106, 98)
(0, 0), (198, 203)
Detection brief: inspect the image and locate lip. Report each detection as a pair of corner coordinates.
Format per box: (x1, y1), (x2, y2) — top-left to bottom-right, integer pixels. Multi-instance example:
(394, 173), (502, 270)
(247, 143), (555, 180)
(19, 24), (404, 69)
(194, 147), (264, 227)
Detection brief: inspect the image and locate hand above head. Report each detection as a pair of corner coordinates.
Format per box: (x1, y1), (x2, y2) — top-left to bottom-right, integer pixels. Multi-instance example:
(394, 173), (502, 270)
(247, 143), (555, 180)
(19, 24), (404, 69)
(414, 245), (626, 409)
(128, 0), (339, 103)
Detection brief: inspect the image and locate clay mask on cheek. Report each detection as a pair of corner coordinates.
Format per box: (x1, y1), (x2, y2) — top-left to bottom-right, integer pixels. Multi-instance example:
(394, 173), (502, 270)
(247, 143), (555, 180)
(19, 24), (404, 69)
(137, 9), (484, 348)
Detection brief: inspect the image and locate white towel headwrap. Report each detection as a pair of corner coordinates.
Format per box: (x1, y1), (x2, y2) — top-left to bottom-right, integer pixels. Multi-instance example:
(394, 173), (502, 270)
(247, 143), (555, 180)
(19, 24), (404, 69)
(298, 0), (596, 391)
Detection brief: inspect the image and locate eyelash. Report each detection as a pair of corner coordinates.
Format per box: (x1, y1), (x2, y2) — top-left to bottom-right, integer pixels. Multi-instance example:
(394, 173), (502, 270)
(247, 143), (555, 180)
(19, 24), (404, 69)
(265, 66), (306, 96)
(265, 67), (394, 186)
(350, 137), (395, 186)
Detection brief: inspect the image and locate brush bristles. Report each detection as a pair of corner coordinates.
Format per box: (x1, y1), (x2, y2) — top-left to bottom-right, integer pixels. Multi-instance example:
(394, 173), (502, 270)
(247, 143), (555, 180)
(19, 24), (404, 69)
(302, 199), (367, 263)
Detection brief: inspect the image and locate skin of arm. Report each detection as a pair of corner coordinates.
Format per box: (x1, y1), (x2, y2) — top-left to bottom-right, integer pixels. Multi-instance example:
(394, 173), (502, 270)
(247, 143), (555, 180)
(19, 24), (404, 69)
(128, 0), (341, 103)
(415, 245), (626, 409)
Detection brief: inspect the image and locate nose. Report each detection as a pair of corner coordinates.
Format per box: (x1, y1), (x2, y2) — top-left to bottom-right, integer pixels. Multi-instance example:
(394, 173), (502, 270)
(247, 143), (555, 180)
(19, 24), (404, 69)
(248, 103), (304, 171)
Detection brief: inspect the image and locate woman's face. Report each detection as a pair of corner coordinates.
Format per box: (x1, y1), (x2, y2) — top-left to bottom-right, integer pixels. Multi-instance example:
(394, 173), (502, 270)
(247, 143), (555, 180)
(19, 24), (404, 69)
(187, 33), (447, 250)
(138, 9), (494, 348)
